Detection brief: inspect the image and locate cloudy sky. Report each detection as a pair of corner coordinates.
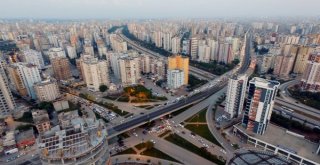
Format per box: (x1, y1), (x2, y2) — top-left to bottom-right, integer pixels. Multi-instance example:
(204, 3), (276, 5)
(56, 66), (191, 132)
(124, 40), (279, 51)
(0, 0), (319, 19)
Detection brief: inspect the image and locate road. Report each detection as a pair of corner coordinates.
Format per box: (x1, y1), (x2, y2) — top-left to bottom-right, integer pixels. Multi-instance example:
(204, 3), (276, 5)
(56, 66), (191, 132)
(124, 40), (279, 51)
(118, 32), (216, 81)
(107, 30), (252, 139)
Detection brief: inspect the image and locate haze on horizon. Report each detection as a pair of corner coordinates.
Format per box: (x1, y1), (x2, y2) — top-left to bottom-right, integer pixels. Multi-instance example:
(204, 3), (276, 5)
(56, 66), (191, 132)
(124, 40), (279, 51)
(1, 0), (319, 19)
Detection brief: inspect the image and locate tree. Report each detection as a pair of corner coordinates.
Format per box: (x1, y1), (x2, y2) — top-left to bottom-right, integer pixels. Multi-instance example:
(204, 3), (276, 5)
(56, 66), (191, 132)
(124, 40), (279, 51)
(99, 85), (108, 92)
(145, 141), (154, 150)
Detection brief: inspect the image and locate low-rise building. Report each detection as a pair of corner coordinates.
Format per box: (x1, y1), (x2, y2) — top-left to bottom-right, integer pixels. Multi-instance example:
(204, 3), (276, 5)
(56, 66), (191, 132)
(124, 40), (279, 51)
(34, 79), (60, 102)
(32, 110), (51, 134)
(15, 129), (35, 149)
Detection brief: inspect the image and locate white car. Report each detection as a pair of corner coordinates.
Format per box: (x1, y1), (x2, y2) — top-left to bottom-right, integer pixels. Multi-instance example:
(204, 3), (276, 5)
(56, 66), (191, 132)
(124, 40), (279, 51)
(150, 139), (156, 144)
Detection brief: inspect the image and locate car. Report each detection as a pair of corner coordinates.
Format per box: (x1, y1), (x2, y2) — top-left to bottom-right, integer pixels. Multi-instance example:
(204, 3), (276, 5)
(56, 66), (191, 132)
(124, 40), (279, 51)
(150, 139), (156, 144)
(133, 132), (138, 137)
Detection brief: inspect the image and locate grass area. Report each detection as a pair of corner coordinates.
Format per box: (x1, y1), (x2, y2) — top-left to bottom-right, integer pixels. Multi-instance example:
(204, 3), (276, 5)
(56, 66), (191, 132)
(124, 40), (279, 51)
(185, 124), (222, 147)
(134, 142), (146, 150)
(288, 88), (320, 110)
(171, 104), (194, 116)
(185, 108), (207, 123)
(190, 59), (239, 76)
(188, 74), (208, 90)
(271, 113), (320, 142)
(141, 147), (180, 163)
(115, 148), (137, 155)
(124, 85), (167, 103)
(80, 93), (130, 116)
(15, 124), (34, 131)
(14, 111), (33, 123)
(159, 130), (172, 138)
(165, 134), (225, 165)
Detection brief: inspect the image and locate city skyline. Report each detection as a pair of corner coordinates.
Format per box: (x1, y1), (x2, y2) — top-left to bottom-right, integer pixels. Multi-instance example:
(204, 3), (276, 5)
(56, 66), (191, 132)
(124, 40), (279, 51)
(0, 0), (320, 19)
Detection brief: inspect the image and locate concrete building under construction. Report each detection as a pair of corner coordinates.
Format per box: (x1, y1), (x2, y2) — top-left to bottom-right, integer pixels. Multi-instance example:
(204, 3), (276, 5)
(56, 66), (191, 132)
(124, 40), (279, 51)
(38, 115), (110, 165)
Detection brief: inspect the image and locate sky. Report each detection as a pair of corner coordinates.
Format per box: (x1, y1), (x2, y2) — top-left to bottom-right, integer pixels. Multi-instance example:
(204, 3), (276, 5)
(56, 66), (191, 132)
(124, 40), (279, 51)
(0, 0), (319, 19)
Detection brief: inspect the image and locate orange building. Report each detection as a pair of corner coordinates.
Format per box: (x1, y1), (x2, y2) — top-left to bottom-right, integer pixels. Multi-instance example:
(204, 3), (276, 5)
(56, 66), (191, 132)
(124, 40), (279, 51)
(168, 55), (189, 85)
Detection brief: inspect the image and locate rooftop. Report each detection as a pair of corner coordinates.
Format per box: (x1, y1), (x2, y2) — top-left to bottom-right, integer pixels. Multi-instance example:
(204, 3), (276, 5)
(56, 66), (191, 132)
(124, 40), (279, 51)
(39, 117), (107, 159)
(229, 149), (291, 165)
(236, 124), (320, 163)
(16, 129), (35, 142)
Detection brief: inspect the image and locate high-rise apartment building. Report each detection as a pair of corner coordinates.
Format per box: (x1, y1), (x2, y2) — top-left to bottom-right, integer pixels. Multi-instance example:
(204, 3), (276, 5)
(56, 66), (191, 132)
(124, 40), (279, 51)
(0, 62), (16, 116)
(242, 77), (280, 135)
(119, 56), (141, 86)
(48, 47), (66, 59)
(168, 55), (189, 85)
(81, 56), (110, 91)
(189, 37), (198, 60)
(8, 63), (41, 99)
(51, 57), (72, 81)
(66, 45), (77, 59)
(34, 79), (60, 102)
(293, 46), (314, 74)
(21, 49), (45, 69)
(301, 52), (320, 91)
(225, 74), (248, 119)
(171, 37), (181, 54)
(167, 69), (184, 89)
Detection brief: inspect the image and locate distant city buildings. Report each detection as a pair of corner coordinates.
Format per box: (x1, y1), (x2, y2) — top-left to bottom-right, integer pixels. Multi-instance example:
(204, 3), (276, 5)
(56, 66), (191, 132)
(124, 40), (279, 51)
(167, 69), (184, 89)
(242, 77), (280, 135)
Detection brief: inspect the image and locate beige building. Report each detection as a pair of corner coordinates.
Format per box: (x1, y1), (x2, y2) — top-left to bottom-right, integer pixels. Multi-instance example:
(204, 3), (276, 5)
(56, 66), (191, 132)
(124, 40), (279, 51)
(34, 79), (60, 102)
(273, 45), (297, 78)
(7, 63), (41, 99)
(168, 55), (189, 85)
(80, 56), (110, 91)
(32, 110), (51, 134)
(0, 62), (16, 116)
(293, 46), (314, 74)
(119, 56), (141, 86)
(51, 57), (72, 81)
(301, 52), (320, 91)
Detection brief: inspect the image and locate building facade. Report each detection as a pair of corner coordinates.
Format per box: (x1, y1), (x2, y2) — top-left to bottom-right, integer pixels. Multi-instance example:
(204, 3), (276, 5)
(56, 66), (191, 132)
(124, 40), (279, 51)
(8, 63), (41, 99)
(301, 52), (320, 91)
(225, 74), (248, 119)
(119, 56), (141, 86)
(81, 56), (110, 91)
(51, 57), (72, 81)
(168, 55), (189, 85)
(0, 62), (16, 116)
(242, 77), (280, 135)
(34, 79), (60, 102)
(167, 69), (184, 89)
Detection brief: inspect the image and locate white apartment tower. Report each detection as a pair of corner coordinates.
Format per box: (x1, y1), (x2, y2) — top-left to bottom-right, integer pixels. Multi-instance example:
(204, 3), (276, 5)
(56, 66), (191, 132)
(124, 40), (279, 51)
(9, 63), (42, 99)
(34, 79), (60, 102)
(225, 74), (248, 119)
(21, 49), (45, 69)
(119, 56), (141, 86)
(171, 37), (181, 54)
(167, 69), (184, 89)
(81, 56), (110, 91)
